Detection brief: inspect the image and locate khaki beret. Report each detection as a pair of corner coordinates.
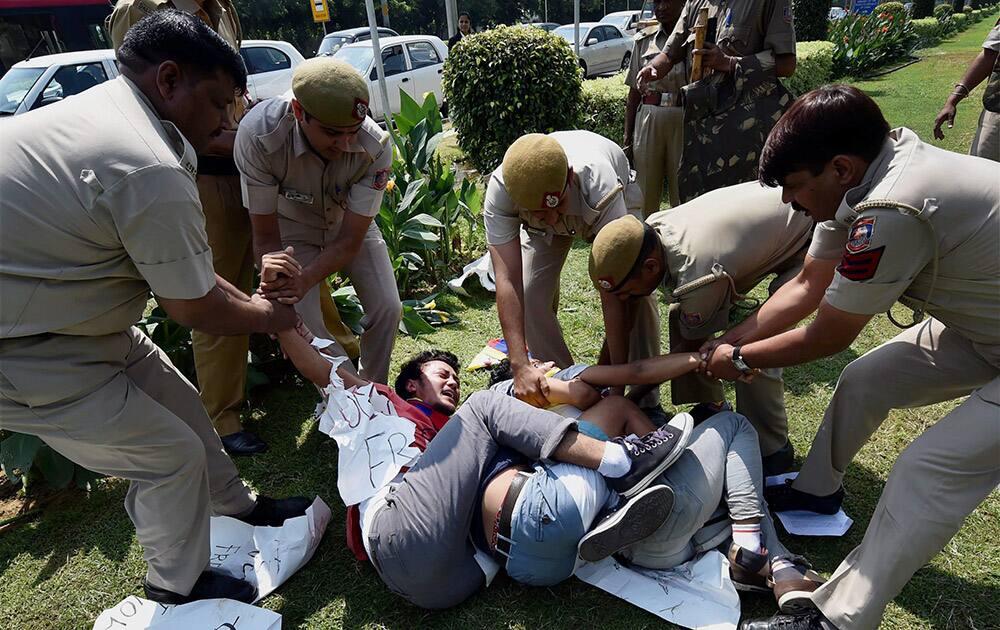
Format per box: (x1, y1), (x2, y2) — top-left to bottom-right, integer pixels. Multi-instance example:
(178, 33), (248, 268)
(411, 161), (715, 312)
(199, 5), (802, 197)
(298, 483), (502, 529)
(501, 134), (569, 210)
(589, 215), (646, 291)
(292, 58), (370, 127)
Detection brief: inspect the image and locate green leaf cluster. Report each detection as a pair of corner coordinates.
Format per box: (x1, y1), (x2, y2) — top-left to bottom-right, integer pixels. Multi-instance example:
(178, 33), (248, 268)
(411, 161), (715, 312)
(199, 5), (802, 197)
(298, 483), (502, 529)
(829, 10), (918, 77)
(443, 25), (583, 173)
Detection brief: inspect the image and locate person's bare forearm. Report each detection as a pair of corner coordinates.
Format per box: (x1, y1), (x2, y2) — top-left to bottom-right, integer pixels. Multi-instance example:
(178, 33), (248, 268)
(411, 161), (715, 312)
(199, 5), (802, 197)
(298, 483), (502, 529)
(157, 281), (290, 335)
(301, 235), (364, 293)
(601, 293), (632, 367)
(580, 352), (699, 387)
(250, 214), (284, 269)
(625, 87), (641, 146)
(496, 276), (530, 367)
(951, 49), (998, 105)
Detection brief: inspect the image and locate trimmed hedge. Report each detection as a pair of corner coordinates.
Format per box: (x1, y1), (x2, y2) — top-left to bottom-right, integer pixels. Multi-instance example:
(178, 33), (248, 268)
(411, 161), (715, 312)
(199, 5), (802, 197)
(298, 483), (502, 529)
(952, 12), (969, 28)
(443, 25), (582, 173)
(912, 16), (943, 43)
(782, 41), (835, 96)
(933, 4), (955, 19)
(578, 72), (628, 144)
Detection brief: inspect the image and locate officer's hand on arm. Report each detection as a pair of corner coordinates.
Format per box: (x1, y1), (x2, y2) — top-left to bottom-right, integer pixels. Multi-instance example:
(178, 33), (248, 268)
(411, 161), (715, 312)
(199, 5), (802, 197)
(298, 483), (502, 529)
(695, 42), (737, 74)
(290, 210), (372, 303)
(159, 274), (297, 335)
(259, 246), (302, 284)
(513, 363), (552, 407)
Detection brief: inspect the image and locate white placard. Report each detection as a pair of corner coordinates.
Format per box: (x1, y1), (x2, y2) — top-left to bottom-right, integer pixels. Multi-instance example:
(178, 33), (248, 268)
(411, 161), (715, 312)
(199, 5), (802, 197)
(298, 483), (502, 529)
(575, 551), (740, 630)
(93, 596), (281, 630)
(766, 473), (853, 537)
(447, 253), (495, 296)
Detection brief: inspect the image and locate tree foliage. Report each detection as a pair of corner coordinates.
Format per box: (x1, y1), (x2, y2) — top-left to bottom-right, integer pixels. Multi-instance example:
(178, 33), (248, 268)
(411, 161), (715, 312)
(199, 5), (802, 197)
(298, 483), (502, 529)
(792, 0), (830, 41)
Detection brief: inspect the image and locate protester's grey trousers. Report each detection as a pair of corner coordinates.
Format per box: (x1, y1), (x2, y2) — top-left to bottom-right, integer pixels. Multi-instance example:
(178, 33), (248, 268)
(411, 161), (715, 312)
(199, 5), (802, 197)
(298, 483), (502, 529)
(366, 390), (578, 609)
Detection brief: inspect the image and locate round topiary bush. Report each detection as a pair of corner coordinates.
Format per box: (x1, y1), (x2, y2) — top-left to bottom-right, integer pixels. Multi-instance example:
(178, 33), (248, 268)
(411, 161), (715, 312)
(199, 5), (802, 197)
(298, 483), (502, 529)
(933, 3), (955, 19)
(443, 25), (582, 174)
(874, 1), (907, 19)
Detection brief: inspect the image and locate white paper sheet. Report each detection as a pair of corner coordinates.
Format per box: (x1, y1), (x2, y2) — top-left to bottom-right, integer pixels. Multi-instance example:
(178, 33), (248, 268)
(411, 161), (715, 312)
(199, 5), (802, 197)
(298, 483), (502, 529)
(574, 551), (740, 630)
(766, 473), (853, 537)
(93, 498), (330, 629)
(447, 253), (495, 296)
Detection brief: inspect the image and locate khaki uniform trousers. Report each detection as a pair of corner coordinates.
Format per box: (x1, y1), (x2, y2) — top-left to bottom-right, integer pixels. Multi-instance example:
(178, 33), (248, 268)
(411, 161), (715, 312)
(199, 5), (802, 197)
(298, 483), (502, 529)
(667, 258), (804, 456)
(793, 318), (1000, 628)
(191, 174), (254, 437)
(0, 328), (256, 594)
(279, 217), (401, 383)
(520, 229), (661, 403)
(970, 109), (1000, 163)
(634, 104), (684, 215)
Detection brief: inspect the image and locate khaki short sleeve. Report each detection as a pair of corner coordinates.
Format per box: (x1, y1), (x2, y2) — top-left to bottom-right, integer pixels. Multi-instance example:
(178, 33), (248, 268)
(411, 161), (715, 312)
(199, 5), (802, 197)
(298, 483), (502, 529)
(106, 166), (215, 299)
(234, 119), (280, 215)
(107, 0), (148, 50)
(983, 24), (1000, 52)
(807, 220), (846, 260)
(763, 0), (797, 56)
(674, 280), (732, 340)
(666, 1), (692, 62)
(484, 170), (522, 246)
(347, 138), (393, 218)
(824, 210), (934, 315)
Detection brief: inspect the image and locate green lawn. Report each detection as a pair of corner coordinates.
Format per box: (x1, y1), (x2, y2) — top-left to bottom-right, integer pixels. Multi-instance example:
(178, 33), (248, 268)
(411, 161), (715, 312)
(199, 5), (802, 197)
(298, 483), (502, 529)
(2, 16), (999, 629)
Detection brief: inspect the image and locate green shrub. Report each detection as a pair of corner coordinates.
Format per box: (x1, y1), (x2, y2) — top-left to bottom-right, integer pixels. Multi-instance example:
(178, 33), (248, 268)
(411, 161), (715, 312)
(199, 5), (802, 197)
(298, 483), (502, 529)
(933, 3), (954, 18)
(782, 41), (835, 96)
(874, 2), (908, 19)
(952, 11), (969, 28)
(792, 0), (829, 41)
(913, 0), (935, 17)
(443, 25), (582, 174)
(829, 11), (917, 77)
(912, 17), (942, 44)
(578, 72), (628, 144)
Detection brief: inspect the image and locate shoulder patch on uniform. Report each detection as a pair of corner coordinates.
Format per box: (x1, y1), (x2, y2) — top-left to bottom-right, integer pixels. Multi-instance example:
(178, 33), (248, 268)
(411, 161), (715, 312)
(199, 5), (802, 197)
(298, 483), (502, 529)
(783, 4), (794, 24)
(846, 216), (876, 253)
(837, 246), (885, 281)
(373, 167), (391, 191)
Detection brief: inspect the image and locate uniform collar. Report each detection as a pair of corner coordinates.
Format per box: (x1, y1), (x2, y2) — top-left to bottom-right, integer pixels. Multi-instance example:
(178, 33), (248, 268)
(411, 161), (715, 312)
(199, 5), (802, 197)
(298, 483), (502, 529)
(835, 128), (908, 225)
(117, 75), (198, 177)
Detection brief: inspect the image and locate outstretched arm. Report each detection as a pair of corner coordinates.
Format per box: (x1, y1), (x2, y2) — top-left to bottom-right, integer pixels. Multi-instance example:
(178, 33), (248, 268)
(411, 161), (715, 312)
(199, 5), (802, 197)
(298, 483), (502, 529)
(579, 352), (700, 387)
(276, 325), (367, 390)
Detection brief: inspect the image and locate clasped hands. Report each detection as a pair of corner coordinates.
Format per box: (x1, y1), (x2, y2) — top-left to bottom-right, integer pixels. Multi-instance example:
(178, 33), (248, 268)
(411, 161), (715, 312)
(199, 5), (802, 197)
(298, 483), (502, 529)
(696, 339), (759, 383)
(258, 246), (310, 305)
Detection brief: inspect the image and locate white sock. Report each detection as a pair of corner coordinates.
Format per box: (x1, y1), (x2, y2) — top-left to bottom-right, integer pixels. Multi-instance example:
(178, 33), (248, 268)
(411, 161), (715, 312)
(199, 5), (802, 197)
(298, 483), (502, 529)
(597, 442), (631, 478)
(732, 523), (763, 553)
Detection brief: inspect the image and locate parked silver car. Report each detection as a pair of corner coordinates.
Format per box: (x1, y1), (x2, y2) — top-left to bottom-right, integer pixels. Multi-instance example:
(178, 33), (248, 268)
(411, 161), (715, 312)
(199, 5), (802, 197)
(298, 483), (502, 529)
(553, 22), (632, 78)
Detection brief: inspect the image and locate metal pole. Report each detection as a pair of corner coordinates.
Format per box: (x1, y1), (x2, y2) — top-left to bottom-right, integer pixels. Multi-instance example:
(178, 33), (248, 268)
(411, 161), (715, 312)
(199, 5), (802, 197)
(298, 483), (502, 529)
(364, 0), (393, 130)
(544, 0), (548, 22)
(446, 0), (457, 38)
(574, 0), (580, 57)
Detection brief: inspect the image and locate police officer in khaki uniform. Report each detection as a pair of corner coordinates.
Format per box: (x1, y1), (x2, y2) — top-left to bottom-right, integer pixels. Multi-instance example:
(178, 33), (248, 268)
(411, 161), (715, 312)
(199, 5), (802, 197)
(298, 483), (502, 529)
(625, 0), (686, 214)
(235, 58), (401, 383)
(695, 87), (1000, 630)
(0, 12), (310, 604)
(485, 131), (660, 410)
(933, 21), (1000, 162)
(588, 181), (815, 474)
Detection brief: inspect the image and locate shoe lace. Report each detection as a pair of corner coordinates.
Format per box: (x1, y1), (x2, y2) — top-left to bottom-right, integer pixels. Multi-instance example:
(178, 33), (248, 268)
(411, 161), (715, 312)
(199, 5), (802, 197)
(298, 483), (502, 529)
(624, 429), (674, 455)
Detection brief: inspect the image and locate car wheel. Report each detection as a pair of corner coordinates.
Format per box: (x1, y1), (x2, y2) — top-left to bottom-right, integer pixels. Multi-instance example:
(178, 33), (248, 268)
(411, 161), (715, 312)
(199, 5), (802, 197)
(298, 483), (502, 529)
(579, 59), (588, 78)
(620, 51), (631, 71)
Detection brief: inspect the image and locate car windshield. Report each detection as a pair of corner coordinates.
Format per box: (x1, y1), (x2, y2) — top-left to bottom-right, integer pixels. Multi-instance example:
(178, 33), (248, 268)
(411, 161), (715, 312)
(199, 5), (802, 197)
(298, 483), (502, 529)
(317, 36), (350, 56)
(333, 45), (374, 75)
(0, 67), (44, 115)
(601, 14), (632, 30)
(553, 25), (584, 43)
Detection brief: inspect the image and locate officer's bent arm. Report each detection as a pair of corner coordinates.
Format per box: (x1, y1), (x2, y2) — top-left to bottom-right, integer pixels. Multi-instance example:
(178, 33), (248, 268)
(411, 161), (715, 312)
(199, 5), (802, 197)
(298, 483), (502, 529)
(489, 239), (531, 369)
(740, 300), (872, 369)
(250, 213), (285, 269)
(721, 255), (837, 345)
(773, 53), (796, 78)
(157, 275), (294, 335)
(599, 290), (632, 368)
(624, 87), (642, 148)
(301, 210), (372, 290)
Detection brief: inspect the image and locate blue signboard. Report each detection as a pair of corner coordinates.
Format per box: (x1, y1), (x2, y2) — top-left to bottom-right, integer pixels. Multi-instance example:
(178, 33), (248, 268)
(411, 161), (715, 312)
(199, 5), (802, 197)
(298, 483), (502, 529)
(853, 0), (878, 14)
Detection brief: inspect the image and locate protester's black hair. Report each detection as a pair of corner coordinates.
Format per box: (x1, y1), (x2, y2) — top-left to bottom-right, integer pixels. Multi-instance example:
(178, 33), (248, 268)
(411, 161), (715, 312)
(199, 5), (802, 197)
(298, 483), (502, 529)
(394, 350), (461, 398)
(118, 9), (247, 95)
(486, 359), (514, 387)
(759, 84), (889, 187)
(459, 11), (472, 21)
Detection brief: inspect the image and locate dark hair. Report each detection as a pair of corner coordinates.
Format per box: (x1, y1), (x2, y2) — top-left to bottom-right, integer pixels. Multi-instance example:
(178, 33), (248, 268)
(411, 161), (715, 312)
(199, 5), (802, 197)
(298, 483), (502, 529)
(118, 9), (247, 95)
(487, 359), (514, 387)
(459, 12), (472, 20)
(616, 223), (660, 290)
(394, 350), (461, 398)
(759, 85), (889, 187)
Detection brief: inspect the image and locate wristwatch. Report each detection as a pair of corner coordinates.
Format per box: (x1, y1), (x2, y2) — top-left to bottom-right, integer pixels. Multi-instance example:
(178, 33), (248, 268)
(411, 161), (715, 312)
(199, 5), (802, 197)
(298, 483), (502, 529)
(731, 345), (754, 376)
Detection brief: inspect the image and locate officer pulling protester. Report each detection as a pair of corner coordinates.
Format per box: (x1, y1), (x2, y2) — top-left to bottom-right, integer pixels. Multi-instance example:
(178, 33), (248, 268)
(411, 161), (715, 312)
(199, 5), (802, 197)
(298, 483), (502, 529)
(235, 58), (402, 384)
(690, 86), (999, 630)
(625, 0), (686, 214)
(588, 181), (817, 475)
(484, 131), (661, 412)
(0, 11), (311, 605)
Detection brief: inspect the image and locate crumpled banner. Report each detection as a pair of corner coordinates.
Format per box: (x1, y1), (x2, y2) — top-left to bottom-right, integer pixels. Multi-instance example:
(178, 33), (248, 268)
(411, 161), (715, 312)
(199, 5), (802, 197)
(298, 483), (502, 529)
(93, 498), (331, 629)
(313, 349), (421, 506)
(575, 550), (740, 630)
(447, 253), (495, 296)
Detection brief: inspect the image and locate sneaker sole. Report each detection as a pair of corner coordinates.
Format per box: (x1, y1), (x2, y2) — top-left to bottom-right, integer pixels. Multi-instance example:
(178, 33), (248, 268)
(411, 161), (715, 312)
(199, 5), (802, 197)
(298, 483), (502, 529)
(618, 413), (694, 499)
(777, 589), (819, 614)
(578, 485), (674, 563)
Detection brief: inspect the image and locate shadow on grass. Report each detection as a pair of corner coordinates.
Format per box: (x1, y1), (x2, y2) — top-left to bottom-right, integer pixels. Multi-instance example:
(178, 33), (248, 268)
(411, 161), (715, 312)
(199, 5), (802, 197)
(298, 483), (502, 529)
(781, 347), (860, 397)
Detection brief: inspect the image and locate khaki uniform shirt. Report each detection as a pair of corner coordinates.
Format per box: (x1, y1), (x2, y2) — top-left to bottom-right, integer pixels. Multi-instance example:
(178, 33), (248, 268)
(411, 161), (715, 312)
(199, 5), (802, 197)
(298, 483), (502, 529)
(107, 0), (242, 49)
(0, 76), (213, 338)
(647, 181), (813, 339)
(626, 24), (687, 100)
(816, 127), (1000, 345)
(234, 94), (392, 234)
(665, 0), (796, 72)
(484, 130), (642, 246)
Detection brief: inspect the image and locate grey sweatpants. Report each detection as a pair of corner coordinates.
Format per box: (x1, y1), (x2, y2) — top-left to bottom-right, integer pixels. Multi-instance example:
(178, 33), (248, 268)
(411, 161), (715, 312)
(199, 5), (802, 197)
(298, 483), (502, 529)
(366, 390), (578, 609)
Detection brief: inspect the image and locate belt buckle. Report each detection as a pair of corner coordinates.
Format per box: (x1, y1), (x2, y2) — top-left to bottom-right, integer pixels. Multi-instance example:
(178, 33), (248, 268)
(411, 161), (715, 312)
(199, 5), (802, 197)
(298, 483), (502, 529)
(660, 92), (673, 107)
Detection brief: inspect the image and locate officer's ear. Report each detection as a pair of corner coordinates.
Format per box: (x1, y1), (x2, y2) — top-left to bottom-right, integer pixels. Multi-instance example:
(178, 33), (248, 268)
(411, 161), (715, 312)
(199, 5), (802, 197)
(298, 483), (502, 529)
(830, 154), (867, 187)
(290, 99), (306, 123)
(154, 60), (184, 100)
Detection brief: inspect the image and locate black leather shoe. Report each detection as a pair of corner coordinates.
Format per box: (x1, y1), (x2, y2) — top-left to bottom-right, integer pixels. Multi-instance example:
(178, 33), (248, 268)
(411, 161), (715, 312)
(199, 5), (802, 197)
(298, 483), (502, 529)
(143, 569), (257, 605)
(766, 479), (844, 515)
(762, 440), (795, 477)
(238, 495), (312, 527)
(739, 611), (837, 630)
(221, 430), (268, 456)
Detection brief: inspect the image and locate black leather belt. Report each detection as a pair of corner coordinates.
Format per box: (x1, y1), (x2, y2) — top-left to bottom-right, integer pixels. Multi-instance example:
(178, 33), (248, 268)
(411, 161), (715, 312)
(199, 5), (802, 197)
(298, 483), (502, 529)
(494, 470), (531, 559)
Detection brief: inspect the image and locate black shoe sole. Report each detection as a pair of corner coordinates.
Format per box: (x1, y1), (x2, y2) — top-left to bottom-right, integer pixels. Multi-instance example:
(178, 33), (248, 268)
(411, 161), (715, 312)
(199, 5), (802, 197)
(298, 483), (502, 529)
(578, 485), (674, 563)
(778, 589), (820, 614)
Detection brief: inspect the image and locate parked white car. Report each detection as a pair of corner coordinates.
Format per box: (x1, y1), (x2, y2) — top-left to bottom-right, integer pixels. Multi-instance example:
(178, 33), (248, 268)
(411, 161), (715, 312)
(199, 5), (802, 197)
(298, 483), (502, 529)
(553, 22), (632, 78)
(333, 35), (448, 120)
(239, 39), (305, 102)
(600, 10), (643, 36)
(0, 39), (303, 117)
